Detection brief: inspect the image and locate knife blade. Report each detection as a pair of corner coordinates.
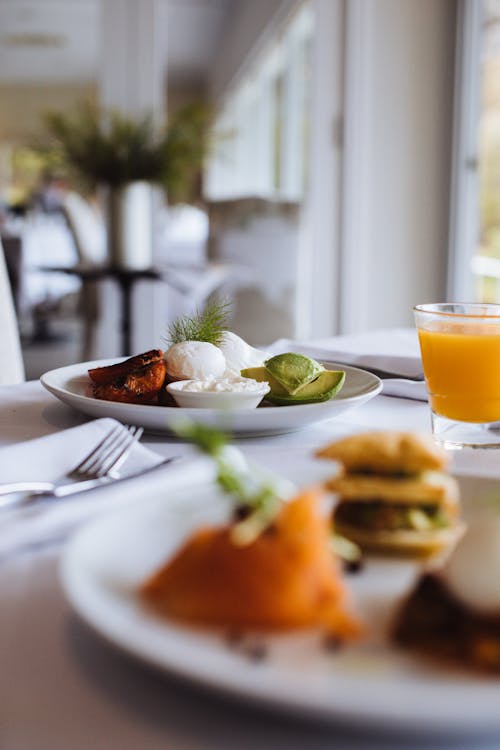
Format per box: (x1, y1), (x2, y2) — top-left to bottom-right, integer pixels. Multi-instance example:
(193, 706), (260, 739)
(321, 359), (424, 382)
(0, 455), (180, 511)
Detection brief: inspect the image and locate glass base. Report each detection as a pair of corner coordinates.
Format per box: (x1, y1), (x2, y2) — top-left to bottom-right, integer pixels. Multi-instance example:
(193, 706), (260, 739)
(431, 411), (500, 449)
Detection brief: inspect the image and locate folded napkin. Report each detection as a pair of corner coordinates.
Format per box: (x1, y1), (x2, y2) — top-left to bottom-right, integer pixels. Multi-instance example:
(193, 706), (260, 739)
(271, 328), (428, 401)
(0, 418), (160, 483)
(0, 418), (204, 562)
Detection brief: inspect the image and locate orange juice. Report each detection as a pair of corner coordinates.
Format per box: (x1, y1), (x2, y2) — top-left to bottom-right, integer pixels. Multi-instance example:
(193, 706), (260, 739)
(418, 324), (500, 422)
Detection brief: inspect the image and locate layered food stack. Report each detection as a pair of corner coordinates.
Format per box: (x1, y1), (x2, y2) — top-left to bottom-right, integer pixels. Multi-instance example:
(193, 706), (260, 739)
(316, 431), (463, 556)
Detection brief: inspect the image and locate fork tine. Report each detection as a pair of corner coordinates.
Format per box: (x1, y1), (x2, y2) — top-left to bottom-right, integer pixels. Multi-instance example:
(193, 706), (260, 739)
(72, 423), (123, 474)
(95, 425), (144, 477)
(80, 425), (131, 474)
(79, 425), (136, 476)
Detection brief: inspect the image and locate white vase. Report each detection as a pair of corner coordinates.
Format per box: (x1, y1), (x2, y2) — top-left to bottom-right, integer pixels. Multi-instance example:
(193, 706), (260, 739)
(106, 181), (154, 269)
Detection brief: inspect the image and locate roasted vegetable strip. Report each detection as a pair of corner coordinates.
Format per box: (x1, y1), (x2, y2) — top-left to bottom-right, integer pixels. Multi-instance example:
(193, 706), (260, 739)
(93, 359), (167, 404)
(88, 349), (163, 385)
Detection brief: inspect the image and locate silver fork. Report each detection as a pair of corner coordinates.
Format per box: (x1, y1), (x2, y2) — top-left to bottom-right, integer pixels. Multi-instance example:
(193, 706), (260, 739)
(67, 424), (143, 481)
(0, 424), (143, 507)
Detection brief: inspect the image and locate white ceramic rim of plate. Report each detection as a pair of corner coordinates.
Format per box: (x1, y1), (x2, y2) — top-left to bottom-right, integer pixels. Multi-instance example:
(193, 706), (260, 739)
(60, 472), (500, 735)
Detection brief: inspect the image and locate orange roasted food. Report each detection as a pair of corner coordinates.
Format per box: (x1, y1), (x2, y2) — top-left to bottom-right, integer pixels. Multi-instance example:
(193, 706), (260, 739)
(141, 487), (361, 638)
(88, 349), (164, 385)
(92, 358), (167, 404)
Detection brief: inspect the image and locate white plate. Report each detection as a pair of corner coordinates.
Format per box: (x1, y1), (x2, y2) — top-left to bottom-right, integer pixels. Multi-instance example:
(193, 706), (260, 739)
(41, 359), (381, 436)
(61, 475), (500, 735)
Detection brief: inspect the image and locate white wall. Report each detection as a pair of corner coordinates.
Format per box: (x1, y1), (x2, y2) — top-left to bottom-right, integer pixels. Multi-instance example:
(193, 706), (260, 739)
(340, 0), (457, 333)
(0, 83), (96, 143)
(207, 0), (457, 338)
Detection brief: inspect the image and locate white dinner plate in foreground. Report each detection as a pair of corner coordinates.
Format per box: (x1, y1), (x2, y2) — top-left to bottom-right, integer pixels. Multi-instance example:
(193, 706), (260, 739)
(61, 475), (500, 735)
(41, 359), (381, 436)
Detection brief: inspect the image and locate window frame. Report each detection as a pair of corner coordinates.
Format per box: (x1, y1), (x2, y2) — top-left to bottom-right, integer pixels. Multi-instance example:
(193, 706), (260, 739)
(447, 0), (483, 302)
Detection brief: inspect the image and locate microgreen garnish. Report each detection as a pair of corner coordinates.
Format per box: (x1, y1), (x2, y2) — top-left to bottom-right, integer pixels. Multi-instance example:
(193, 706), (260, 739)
(173, 421), (283, 545)
(331, 532), (363, 573)
(174, 421), (229, 456)
(166, 299), (231, 347)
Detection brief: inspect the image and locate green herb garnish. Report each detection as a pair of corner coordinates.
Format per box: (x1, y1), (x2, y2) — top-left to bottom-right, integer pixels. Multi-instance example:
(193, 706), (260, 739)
(331, 533), (363, 564)
(173, 421), (283, 545)
(166, 299), (231, 346)
(174, 421), (229, 456)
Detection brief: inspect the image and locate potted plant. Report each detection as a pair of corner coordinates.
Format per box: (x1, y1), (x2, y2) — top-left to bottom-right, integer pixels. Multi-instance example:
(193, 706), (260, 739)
(38, 101), (212, 269)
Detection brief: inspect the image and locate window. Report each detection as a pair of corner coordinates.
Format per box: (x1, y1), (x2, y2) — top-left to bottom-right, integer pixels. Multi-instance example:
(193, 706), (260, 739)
(205, 2), (314, 202)
(450, 0), (500, 302)
(474, 0), (500, 300)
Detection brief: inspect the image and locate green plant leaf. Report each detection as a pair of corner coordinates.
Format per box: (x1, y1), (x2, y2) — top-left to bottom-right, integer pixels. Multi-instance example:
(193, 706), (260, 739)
(36, 99), (213, 200)
(166, 299), (231, 346)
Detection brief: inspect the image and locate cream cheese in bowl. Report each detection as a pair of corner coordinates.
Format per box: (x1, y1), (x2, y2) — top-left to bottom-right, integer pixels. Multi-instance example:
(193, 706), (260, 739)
(166, 376), (270, 409)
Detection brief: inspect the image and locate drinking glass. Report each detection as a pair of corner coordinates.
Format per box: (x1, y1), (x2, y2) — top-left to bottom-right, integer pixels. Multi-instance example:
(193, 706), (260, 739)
(414, 303), (500, 448)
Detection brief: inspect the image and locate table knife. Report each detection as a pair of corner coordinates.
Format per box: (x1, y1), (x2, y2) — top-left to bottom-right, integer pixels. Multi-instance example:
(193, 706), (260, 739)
(321, 359), (424, 381)
(0, 456), (180, 511)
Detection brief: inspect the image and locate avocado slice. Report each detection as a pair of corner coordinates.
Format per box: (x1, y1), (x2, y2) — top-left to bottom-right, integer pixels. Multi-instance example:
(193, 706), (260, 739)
(264, 353), (324, 395)
(240, 366), (289, 395)
(241, 367), (346, 405)
(264, 370), (345, 405)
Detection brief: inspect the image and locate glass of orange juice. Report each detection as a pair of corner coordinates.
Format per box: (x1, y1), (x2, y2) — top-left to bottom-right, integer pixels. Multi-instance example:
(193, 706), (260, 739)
(414, 303), (500, 448)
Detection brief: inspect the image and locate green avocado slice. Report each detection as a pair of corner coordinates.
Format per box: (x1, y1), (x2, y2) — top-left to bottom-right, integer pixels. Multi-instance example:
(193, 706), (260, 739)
(264, 353), (324, 395)
(240, 366), (289, 394)
(264, 370), (345, 405)
(241, 367), (346, 405)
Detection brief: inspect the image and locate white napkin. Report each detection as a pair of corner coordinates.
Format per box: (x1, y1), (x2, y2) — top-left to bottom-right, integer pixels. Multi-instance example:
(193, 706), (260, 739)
(0, 418), (161, 482)
(271, 328), (428, 401)
(0, 418), (181, 561)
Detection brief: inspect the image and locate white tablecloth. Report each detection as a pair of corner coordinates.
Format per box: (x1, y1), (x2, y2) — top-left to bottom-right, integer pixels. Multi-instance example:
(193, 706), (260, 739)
(1, 369), (499, 749)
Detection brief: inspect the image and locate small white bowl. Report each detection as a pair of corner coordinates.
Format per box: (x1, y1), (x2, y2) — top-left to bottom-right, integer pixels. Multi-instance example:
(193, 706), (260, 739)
(166, 380), (270, 410)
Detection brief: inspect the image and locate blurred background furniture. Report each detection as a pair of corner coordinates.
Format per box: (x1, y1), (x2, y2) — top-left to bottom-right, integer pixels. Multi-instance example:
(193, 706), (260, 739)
(52, 265), (163, 358)
(35, 193), (234, 359)
(0, 0), (460, 376)
(1, 233), (22, 312)
(208, 199), (301, 345)
(16, 212), (81, 341)
(60, 191), (106, 359)
(0, 237), (25, 385)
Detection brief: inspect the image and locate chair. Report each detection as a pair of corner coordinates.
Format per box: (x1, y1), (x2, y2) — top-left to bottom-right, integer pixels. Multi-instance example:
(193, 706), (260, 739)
(61, 192), (106, 360)
(61, 192), (106, 265)
(207, 198), (300, 345)
(156, 204), (235, 319)
(0, 238), (25, 384)
(20, 212), (81, 342)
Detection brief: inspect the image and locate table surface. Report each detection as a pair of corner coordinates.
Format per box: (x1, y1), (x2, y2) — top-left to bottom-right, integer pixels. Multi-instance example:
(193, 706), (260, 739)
(1, 378), (499, 750)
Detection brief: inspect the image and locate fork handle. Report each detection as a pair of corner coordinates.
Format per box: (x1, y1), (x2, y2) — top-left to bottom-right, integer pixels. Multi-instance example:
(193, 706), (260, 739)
(0, 482), (56, 509)
(0, 476), (111, 510)
(0, 481), (55, 497)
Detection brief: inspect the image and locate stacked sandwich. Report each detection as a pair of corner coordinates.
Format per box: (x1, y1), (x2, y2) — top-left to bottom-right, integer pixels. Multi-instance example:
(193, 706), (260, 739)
(316, 431), (463, 556)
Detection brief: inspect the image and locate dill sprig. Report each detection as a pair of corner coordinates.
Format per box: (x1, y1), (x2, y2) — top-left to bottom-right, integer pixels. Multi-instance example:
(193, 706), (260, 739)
(166, 300), (231, 346)
(173, 421), (282, 545)
(173, 421), (229, 456)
